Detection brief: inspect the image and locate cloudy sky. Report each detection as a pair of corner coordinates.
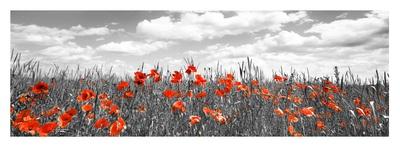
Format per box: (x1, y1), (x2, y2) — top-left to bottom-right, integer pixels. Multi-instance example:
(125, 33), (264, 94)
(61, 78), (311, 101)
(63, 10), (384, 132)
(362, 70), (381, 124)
(11, 11), (388, 79)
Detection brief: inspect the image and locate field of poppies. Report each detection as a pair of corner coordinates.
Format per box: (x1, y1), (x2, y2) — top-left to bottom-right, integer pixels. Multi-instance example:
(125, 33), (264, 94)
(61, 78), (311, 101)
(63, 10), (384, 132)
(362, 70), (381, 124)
(10, 51), (389, 136)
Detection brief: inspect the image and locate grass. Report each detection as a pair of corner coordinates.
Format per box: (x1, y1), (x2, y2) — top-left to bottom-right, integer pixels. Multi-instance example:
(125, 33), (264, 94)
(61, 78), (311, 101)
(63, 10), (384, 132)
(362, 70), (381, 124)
(10, 50), (389, 136)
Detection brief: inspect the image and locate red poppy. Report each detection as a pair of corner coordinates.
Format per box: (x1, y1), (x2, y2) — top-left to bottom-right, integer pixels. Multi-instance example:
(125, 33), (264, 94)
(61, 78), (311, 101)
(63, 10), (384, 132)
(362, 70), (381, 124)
(98, 92), (109, 100)
(109, 117), (126, 136)
(41, 106), (60, 117)
(148, 69), (161, 82)
(163, 89), (177, 99)
(274, 108), (285, 117)
(316, 120), (325, 130)
(81, 104), (93, 112)
(94, 117), (110, 129)
(116, 81), (129, 91)
(58, 113), (73, 128)
(274, 75), (287, 82)
(288, 114), (299, 123)
(123, 90), (134, 99)
(189, 115), (201, 126)
(77, 89), (96, 102)
(354, 97), (361, 107)
(32, 81), (49, 95)
(109, 104), (120, 115)
(185, 65), (197, 75)
(203, 107), (212, 116)
(38, 122), (58, 136)
(65, 108), (78, 116)
(100, 99), (113, 110)
(194, 74), (207, 86)
(195, 91), (207, 99)
(134, 71), (147, 86)
(172, 100), (186, 113)
(215, 89), (225, 97)
(300, 107), (315, 117)
(170, 71), (183, 84)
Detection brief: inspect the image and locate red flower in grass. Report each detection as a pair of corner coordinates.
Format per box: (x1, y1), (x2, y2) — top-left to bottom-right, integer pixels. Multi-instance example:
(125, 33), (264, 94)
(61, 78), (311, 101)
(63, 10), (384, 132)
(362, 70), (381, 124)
(215, 89), (225, 97)
(38, 122), (58, 136)
(172, 100), (186, 113)
(100, 99), (113, 110)
(123, 90), (134, 99)
(41, 106), (60, 117)
(195, 91), (207, 99)
(274, 108), (285, 117)
(98, 92), (109, 100)
(81, 104), (93, 112)
(185, 65), (197, 75)
(170, 71), (183, 84)
(300, 107), (315, 117)
(316, 120), (325, 130)
(189, 115), (201, 126)
(116, 81), (129, 91)
(163, 89), (177, 99)
(194, 74), (207, 86)
(134, 71), (147, 86)
(109, 104), (120, 115)
(58, 108), (77, 128)
(109, 117), (126, 136)
(148, 69), (161, 82)
(77, 89), (96, 102)
(32, 81), (49, 95)
(94, 117), (110, 129)
(274, 75), (287, 83)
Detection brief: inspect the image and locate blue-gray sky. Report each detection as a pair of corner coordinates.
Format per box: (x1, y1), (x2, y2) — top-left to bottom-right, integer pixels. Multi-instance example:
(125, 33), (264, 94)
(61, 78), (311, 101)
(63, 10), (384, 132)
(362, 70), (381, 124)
(11, 11), (388, 78)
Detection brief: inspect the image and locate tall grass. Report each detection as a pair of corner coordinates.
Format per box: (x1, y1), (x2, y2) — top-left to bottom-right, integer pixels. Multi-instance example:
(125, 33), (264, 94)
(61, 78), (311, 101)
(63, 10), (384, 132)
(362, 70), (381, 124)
(10, 50), (389, 136)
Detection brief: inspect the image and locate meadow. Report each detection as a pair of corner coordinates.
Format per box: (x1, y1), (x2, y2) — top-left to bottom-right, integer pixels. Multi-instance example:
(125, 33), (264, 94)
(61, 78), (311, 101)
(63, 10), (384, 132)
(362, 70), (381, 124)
(10, 50), (389, 136)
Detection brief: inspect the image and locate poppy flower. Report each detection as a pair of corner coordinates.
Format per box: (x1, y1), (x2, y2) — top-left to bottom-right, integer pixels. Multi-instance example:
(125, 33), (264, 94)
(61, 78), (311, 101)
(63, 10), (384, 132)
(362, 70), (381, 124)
(189, 115), (201, 126)
(86, 112), (95, 120)
(109, 104), (120, 115)
(316, 120), (325, 130)
(185, 65), (197, 75)
(77, 89), (96, 102)
(163, 89), (177, 99)
(18, 119), (41, 135)
(58, 113), (73, 128)
(194, 74), (207, 86)
(354, 97), (361, 107)
(274, 108), (285, 117)
(288, 125), (302, 136)
(81, 104), (93, 112)
(292, 96), (302, 104)
(251, 80), (259, 86)
(42, 106), (60, 117)
(94, 117), (110, 129)
(274, 75), (287, 83)
(100, 99), (113, 110)
(116, 81), (129, 91)
(288, 114), (299, 123)
(300, 107), (315, 117)
(123, 90), (134, 99)
(186, 90), (193, 98)
(32, 81), (49, 95)
(134, 71), (147, 86)
(170, 71), (183, 84)
(38, 122), (58, 136)
(172, 100), (186, 113)
(215, 115), (227, 125)
(295, 82), (307, 90)
(215, 89), (225, 97)
(195, 91), (207, 99)
(226, 74), (234, 80)
(109, 117), (126, 136)
(98, 92), (109, 100)
(65, 108), (78, 116)
(203, 107), (212, 116)
(148, 69), (161, 82)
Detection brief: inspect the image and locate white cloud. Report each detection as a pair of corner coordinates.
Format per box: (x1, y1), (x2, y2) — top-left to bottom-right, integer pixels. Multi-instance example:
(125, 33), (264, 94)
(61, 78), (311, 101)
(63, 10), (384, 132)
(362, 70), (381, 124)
(184, 11), (388, 79)
(96, 40), (174, 56)
(305, 11), (388, 49)
(136, 11), (309, 41)
(39, 42), (99, 61)
(11, 24), (124, 46)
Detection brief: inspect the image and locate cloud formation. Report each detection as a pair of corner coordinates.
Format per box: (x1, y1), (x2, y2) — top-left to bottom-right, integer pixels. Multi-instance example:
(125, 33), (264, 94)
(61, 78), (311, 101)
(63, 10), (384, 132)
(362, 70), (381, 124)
(96, 40), (175, 56)
(136, 11), (309, 41)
